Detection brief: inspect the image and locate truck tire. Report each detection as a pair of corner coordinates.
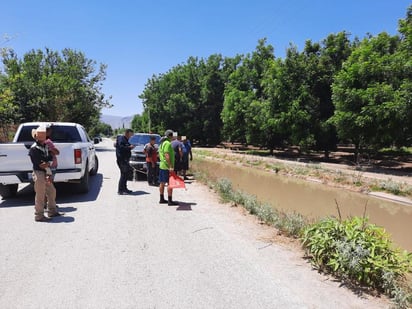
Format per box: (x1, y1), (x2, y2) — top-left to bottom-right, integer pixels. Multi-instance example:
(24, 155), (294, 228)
(0, 184), (18, 198)
(90, 155), (98, 176)
(76, 163), (90, 194)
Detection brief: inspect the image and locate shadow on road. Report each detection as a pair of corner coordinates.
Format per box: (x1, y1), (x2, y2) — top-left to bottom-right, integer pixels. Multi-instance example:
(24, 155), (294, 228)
(0, 173), (103, 208)
(45, 216), (75, 223)
(176, 202), (197, 211)
(56, 173), (103, 203)
(128, 190), (150, 196)
(56, 206), (77, 213)
(95, 147), (115, 153)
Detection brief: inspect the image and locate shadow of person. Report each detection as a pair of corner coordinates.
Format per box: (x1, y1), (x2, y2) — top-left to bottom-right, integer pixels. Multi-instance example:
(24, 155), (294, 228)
(176, 202), (197, 211)
(49, 216), (75, 223)
(56, 206), (77, 213)
(128, 191), (150, 196)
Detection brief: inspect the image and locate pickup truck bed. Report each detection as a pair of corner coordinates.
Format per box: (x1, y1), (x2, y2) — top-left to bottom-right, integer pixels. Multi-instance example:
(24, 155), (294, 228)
(0, 122), (99, 198)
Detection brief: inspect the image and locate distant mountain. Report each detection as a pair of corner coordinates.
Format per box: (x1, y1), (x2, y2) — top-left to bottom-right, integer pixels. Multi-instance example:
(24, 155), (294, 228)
(100, 114), (133, 129)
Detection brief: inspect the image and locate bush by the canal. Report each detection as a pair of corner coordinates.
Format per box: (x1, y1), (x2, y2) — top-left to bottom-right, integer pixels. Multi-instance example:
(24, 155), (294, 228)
(302, 216), (412, 308)
(214, 178), (307, 238)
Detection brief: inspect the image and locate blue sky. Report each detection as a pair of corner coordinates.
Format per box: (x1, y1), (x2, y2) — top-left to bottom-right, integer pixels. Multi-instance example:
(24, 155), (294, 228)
(1, 0), (410, 117)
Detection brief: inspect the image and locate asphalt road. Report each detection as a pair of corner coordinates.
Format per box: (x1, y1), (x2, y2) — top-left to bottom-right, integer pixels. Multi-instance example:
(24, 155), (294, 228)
(0, 139), (388, 309)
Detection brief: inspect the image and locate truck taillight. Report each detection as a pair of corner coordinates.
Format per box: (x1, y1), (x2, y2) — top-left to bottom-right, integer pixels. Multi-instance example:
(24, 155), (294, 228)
(74, 149), (82, 164)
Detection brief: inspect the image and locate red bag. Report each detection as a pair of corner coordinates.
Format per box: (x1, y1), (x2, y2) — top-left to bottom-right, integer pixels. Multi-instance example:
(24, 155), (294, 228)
(169, 172), (186, 189)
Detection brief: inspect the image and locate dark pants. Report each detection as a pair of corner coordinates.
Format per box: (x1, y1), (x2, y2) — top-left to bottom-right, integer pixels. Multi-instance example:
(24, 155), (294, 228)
(117, 159), (131, 192)
(147, 162), (158, 185)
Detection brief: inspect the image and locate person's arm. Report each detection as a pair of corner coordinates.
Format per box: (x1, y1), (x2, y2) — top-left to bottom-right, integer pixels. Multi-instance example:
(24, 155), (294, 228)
(178, 144), (183, 161)
(45, 139), (60, 155)
(165, 143), (174, 170)
(165, 153), (173, 170)
(29, 148), (49, 170)
(117, 136), (134, 155)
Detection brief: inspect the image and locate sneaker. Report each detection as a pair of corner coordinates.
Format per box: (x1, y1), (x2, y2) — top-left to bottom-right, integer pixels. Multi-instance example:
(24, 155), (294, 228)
(35, 216), (51, 222)
(159, 199), (168, 204)
(124, 189), (133, 194)
(168, 200), (179, 206)
(48, 212), (64, 217)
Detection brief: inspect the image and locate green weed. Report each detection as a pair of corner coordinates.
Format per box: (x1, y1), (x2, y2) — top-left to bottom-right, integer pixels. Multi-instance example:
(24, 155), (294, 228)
(302, 216), (412, 307)
(215, 178), (307, 237)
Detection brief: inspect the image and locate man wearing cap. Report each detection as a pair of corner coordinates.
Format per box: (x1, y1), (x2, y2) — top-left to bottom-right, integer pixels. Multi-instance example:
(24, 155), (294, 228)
(29, 125), (62, 222)
(158, 129), (179, 205)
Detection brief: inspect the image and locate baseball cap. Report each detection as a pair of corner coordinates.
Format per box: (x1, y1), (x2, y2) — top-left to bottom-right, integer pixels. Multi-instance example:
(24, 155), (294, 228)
(164, 129), (174, 137)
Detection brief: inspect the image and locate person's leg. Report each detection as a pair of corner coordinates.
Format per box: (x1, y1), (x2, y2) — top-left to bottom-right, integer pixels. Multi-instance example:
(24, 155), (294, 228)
(45, 183), (60, 216)
(117, 160), (125, 193)
(158, 169), (168, 203)
(117, 160), (129, 193)
(182, 156), (189, 179)
(147, 163), (153, 185)
(154, 165), (159, 185)
(33, 171), (47, 221)
(167, 186), (178, 205)
(122, 162), (131, 191)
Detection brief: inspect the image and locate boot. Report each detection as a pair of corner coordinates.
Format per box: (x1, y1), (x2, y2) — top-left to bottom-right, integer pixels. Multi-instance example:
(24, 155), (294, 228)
(159, 194), (168, 204)
(168, 196), (179, 206)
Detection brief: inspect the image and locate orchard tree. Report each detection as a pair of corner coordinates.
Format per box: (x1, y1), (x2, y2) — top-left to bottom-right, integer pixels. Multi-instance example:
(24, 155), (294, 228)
(221, 39), (275, 145)
(331, 31), (406, 159)
(0, 48), (111, 130)
(140, 54), (237, 144)
(131, 112), (150, 133)
(304, 32), (353, 157)
(88, 121), (112, 137)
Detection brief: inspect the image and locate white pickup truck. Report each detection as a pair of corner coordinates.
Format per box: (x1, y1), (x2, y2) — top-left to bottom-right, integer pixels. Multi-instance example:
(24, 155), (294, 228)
(0, 122), (99, 198)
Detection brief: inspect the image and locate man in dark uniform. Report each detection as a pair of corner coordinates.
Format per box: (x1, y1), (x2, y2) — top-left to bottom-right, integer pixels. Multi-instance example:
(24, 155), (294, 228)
(29, 125), (63, 222)
(116, 129), (134, 195)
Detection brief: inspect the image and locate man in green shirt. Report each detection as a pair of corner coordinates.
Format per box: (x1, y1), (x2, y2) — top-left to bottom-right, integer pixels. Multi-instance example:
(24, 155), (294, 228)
(158, 129), (179, 205)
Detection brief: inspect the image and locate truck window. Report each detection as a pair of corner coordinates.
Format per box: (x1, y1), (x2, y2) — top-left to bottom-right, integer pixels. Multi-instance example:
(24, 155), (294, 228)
(16, 125), (82, 143)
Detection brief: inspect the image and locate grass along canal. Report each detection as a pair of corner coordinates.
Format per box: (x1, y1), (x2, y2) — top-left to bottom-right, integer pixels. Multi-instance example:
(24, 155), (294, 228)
(191, 150), (412, 252)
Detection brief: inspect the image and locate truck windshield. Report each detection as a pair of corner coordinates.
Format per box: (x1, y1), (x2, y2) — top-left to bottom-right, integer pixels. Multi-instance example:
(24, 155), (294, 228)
(16, 125), (82, 142)
(129, 134), (161, 146)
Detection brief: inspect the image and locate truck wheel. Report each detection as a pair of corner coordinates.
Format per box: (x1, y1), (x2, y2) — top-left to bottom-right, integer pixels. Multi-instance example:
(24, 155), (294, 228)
(77, 163), (90, 193)
(0, 184), (18, 198)
(90, 155), (99, 176)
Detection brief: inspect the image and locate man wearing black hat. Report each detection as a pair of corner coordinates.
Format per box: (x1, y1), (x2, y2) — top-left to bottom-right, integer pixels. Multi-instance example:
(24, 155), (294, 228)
(158, 129), (179, 205)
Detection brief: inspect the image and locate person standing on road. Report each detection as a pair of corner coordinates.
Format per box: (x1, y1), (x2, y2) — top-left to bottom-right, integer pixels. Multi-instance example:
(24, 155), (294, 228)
(181, 136), (193, 180)
(158, 129), (179, 205)
(115, 129), (134, 195)
(29, 125), (63, 222)
(171, 135), (183, 175)
(144, 135), (159, 186)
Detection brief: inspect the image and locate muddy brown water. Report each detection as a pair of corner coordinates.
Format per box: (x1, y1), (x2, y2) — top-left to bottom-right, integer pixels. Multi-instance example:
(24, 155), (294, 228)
(193, 158), (412, 252)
